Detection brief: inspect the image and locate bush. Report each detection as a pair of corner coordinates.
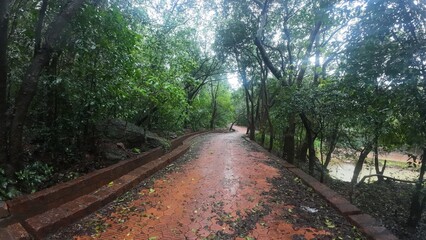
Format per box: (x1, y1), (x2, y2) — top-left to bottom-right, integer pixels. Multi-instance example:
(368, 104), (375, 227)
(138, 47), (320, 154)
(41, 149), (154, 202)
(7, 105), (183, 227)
(0, 168), (19, 201)
(16, 161), (54, 194)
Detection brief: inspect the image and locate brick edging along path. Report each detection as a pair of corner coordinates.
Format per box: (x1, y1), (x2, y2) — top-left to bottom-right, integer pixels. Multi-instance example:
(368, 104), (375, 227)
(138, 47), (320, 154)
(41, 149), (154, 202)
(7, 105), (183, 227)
(0, 130), (208, 240)
(243, 136), (398, 240)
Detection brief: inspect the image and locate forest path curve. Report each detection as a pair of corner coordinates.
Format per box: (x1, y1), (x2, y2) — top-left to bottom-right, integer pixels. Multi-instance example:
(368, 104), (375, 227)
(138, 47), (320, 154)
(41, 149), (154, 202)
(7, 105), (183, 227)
(50, 127), (364, 240)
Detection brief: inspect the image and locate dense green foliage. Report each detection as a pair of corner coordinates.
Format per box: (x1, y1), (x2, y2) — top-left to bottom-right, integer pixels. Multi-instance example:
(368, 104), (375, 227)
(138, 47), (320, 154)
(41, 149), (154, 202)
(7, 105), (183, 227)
(0, 0), (425, 233)
(0, 0), (233, 199)
(213, 0), (425, 229)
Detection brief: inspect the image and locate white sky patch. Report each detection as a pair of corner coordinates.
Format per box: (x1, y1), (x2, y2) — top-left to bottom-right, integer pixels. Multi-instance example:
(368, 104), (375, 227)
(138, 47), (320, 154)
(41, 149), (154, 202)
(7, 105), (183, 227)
(227, 72), (241, 90)
(309, 56), (325, 65)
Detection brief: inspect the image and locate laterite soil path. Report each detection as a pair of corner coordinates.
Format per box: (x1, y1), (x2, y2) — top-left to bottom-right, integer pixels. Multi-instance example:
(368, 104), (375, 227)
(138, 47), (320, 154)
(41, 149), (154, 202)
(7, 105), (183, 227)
(50, 127), (364, 240)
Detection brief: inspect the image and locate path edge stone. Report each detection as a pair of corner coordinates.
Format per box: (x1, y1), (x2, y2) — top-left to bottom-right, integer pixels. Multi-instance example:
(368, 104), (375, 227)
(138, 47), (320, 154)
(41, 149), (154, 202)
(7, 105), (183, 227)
(1, 130), (218, 240)
(0, 202), (9, 219)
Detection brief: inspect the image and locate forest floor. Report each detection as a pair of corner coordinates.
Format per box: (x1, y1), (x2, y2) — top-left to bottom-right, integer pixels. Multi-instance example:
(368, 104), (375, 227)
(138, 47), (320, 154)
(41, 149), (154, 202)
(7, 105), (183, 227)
(49, 127), (365, 240)
(294, 146), (426, 239)
(328, 177), (426, 240)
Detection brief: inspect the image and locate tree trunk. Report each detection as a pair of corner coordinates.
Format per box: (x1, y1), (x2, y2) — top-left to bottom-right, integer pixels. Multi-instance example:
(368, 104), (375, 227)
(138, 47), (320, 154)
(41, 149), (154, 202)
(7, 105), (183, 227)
(0, 0), (10, 172)
(268, 120), (274, 152)
(34, 0), (49, 55)
(298, 135), (308, 162)
(209, 104), (217, 129)
(249, 94), (255, 140)
(351, 144), (373, 185)
(244, 88), (250, 135)
(209, 81), (219, 130)
(136, 106), (158, 126)
(10, 51), (52, 167)
(300, 113), (317, 175)
(324, 123), (339, 169)
(256, 94), (265, 146)
(239, 64), (255, 140)
(313, 32), (321, 86)
(407, 147), (426, 228)
(9, 0), (88, 172)
(229, 120), (237, 131)
(282, 115), (295, 164)
(296, 21), (322, 86)
(46, 53), (60, 129)
(307, 136), (316, 175)
(373, 138), (385, 182)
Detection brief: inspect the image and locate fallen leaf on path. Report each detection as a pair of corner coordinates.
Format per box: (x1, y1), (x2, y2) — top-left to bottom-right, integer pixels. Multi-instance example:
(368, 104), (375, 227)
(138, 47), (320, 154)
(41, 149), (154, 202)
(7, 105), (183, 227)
(325, 219), (336, 228)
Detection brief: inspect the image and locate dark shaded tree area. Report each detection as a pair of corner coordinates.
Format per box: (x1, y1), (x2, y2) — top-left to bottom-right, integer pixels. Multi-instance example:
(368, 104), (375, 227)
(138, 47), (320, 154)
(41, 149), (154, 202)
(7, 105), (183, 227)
(0, 0), (233, 198)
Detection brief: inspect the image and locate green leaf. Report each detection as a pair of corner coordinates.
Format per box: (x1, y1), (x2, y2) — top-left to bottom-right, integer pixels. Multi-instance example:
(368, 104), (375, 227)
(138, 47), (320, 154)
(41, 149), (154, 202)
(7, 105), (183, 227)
(325, 219), (336, 228)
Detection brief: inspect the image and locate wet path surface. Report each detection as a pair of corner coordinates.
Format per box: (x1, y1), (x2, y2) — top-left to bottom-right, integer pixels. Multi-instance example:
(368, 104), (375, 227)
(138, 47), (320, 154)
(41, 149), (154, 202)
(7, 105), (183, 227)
(51, 128), (364, 239)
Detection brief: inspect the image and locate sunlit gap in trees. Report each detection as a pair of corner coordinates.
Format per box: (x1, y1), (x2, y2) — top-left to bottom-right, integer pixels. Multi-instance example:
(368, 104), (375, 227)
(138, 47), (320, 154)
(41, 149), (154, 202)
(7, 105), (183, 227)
(227, 72), (241, 90)
(135, 0), (217, 53)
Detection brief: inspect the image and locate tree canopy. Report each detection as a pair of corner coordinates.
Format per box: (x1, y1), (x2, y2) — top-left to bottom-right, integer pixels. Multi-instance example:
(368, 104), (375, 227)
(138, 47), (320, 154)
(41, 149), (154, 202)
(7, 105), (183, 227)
(0, 0), (425, 232)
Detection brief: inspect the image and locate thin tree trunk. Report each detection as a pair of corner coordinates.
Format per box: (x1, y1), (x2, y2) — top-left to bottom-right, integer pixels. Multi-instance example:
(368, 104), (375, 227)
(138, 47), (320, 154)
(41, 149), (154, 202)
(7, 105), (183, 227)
(136, 106), (158, 126)
(244, 87), (250, 135)
(240, 64), (255, 140)
(47, 53), (60, 129)
(296, 21), (322, 86)
(249, 94), (255, 140)
(264, 90), (273, 152)
(34, 0), (49, 55)
(351, 144), (373, 185)
(209, 81), (219, 130)
(260, 66), (273, 152)
(407, 147), (426, 228)
(268, 117), (274, 152)
(256, 94), (265, 145)
(298, 134), (308, 162)
(282, 115), (295, 164)
(324, 123), (339, 169)
(249, 68), (256, 140)
(373, 137), (385, 182)
(0, 0), (10, 172)
(300, 113), (316, 175)
(307, 136), (316, 175)
(313, 32), (321, 86)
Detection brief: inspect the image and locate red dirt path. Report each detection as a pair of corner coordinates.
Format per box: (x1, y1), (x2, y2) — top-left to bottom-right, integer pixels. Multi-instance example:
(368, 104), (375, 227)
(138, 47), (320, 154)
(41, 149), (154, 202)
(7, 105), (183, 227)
(71, 128), (337, 239)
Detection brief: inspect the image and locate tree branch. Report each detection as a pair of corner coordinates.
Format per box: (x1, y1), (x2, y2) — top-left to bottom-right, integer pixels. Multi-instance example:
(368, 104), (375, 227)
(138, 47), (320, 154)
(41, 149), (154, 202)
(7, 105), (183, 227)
(254, 0), (284, 82)
(296, 21), (322, 86)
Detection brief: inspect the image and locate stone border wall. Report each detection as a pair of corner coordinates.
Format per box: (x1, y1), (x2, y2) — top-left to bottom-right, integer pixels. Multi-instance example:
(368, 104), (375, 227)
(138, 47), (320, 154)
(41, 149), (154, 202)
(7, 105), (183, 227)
(0, 131), (207, 239)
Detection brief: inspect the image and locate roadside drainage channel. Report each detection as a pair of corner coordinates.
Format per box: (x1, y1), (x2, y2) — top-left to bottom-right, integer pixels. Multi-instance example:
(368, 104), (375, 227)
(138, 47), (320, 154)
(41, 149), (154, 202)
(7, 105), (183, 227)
(244, 137), (398, 240)
(0, 131), (208, 240)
